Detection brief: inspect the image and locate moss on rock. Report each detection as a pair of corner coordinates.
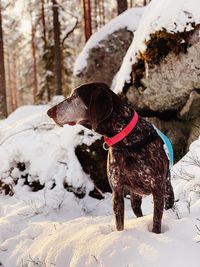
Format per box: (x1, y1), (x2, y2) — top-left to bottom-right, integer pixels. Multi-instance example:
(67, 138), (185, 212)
(131, 24), (200, 91)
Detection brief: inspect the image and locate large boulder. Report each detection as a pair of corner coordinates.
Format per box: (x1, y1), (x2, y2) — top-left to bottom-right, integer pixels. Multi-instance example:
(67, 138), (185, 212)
(113, 0), (200, 160)
(73, 0), (200, 162)
(75, 29), (133, 86)
(74, 7), (145, 87)
(126, 28), (200, 113)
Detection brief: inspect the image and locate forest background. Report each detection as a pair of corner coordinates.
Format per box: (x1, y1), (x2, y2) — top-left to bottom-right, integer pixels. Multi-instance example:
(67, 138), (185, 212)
(0, 0), (149, 119)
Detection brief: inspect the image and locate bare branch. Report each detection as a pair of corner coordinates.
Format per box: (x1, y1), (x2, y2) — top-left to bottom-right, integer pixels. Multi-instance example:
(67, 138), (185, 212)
(0, 122), (57, 146)
(62, 19), (78, 45)
(54, 0), (79, 45)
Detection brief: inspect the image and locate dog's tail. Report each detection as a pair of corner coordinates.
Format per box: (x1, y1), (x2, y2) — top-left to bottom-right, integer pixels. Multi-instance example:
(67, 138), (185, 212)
(165, 170), (175, 210)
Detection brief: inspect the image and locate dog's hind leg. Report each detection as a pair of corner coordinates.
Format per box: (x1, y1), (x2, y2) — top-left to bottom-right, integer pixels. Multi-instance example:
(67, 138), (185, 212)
(152, 188), (165, 234)
(130, 192), (143, 218)
(112, 188), (124, 231)
(165, 177), (174, 210)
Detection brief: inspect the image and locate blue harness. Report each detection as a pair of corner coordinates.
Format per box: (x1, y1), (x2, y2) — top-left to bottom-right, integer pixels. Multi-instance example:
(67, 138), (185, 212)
(154, 127), (174, 167)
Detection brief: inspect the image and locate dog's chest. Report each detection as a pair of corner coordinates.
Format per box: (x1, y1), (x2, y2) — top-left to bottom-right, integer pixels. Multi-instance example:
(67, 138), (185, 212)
(107, 142), (167, 195)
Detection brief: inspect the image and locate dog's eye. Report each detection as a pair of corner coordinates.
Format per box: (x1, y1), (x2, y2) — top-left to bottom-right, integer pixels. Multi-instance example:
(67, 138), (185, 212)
(70, 90), (78, 98)
(70, 94), (77, 101)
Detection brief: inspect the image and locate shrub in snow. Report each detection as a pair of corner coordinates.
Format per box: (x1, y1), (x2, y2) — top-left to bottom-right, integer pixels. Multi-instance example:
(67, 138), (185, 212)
(172, 136), (200, 208)
(0, 104), (107, 199)
(196, 221), (200, 243)
(0, 159), (45, 196)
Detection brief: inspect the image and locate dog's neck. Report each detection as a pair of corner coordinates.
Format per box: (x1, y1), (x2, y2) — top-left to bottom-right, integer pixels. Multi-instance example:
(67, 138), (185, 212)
(96, 99), (156, 148)
(97, 99), (134, 136)
(80, 96), (156, 148)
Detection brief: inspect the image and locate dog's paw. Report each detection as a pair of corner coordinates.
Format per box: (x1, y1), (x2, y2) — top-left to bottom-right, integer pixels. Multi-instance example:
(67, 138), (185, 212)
(147, 222), (169, 233)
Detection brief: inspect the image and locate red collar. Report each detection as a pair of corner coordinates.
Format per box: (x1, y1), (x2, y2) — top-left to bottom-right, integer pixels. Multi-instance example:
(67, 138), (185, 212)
(103, 112), (138, 149)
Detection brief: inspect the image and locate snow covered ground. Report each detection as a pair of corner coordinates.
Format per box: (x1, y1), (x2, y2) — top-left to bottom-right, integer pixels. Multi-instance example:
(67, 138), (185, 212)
(0, 103), (199, 267)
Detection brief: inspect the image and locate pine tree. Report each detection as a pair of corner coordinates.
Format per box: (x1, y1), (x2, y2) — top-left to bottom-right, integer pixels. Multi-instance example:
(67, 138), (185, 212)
(30, 8), (38, 103)
(116, 0), (128, 15)
(93, 0), (105, 31)
(82, 0), (92, 41)
(0, 0), (7, 118)
(52, 0), (63, 95)
(40, 0), (51, 101)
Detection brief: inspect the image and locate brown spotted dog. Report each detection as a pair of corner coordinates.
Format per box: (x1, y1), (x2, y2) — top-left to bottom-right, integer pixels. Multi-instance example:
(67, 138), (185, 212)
(47, 82), (174, 234)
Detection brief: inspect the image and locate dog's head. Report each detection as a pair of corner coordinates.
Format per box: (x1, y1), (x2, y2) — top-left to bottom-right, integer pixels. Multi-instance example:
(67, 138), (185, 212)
(47, 83), (114, 131)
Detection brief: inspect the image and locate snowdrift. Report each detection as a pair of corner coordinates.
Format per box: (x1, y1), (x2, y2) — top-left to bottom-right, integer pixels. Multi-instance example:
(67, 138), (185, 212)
(0, 100), (100, 197)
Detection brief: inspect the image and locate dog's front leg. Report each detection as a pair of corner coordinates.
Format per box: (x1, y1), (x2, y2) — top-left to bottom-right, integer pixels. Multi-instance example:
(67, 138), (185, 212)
(152, 189), (165, 234)
(107, 151), (124, 231)
(112, 188), (124, 231)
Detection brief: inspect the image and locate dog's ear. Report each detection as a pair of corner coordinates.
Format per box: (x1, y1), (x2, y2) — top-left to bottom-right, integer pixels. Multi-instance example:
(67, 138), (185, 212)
(89, 87), (113, 131)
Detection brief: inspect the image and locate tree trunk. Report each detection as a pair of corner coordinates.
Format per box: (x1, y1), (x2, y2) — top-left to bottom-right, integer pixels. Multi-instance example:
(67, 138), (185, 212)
(5, 52), (13, 113)
(41, 0), (46, 44)
(41, 0), (51, 101)
(0, 1), (7, 118)
(31, 14), (38, 103)
(82, 0), (92, 42)
(52, 0), (62, 95)
(129, 0), (133, 8)
(5, 48), (18, 112)
(143, 0), (151, 5)
(99, 0), (105, 28)
(116, 0), (128, 15)
(94, 0), (98, 31)
(11, 51), (18, 110)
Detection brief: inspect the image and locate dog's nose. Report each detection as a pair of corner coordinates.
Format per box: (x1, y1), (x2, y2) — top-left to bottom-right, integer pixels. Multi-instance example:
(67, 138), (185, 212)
(47, 107), (55, 118)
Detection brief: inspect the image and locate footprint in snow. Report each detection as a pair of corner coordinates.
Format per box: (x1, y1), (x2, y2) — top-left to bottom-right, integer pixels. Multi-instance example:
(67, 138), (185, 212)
(99, 225), (114, 235)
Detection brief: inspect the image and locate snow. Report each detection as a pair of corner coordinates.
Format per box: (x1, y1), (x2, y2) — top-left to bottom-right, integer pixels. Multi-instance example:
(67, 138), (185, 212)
(172, 137), (200, 207)
(0, 104), (200, 267)
(114, 0), (200, 93)
(1, 1), (199, 265)
(0, 189), (199, 266)
(73, 7), (145, 76)
(0, 101), (100, 194)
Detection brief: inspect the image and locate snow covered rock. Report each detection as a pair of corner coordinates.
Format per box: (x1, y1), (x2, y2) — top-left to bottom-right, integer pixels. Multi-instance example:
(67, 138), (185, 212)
(0, 103), (107, 198)
(123, 28), (200, 113)
(111, 0), (200, 159)
(113, 0), (200, 114)
(114, 0), (200, 100)
(73, 0), (200, 160)
(74, 7), (144, 86)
